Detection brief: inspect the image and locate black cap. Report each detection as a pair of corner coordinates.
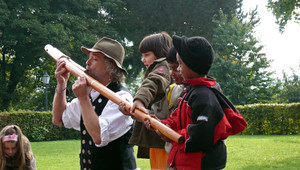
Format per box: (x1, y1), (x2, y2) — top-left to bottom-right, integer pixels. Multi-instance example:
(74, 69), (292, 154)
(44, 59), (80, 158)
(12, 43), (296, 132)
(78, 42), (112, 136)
(173, 35), (214, 75)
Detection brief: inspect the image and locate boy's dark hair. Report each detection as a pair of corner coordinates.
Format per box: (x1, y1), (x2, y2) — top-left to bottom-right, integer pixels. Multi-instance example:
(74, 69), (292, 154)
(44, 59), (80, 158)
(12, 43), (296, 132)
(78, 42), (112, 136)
(166, 46), (178, 63)
(173, 35), (214, 75)
(139, 31), (172, 59)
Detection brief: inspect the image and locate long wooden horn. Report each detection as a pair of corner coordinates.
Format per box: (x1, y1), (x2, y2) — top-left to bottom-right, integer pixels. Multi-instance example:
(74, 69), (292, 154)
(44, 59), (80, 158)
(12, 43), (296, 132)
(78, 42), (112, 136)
(44, 44), (184, 144)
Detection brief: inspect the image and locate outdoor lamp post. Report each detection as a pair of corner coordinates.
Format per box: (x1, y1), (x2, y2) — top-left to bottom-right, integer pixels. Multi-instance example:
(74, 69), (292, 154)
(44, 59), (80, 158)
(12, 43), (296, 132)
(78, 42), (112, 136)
(42, 71), (50, 111)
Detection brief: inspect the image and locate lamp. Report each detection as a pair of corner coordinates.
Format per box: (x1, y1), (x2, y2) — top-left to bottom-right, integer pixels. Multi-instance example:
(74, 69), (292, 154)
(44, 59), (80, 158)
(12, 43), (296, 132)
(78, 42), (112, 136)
(42, 71), (50, 111)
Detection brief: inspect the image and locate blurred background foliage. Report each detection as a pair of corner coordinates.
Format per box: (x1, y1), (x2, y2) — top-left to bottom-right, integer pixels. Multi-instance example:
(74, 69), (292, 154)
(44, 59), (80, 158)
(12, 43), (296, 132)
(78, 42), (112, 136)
(0, 0), (299, 111)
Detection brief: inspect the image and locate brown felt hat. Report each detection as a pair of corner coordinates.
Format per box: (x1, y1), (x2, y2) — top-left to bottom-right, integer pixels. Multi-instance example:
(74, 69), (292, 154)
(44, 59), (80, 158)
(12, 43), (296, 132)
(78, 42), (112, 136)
(81, 37), (127, 75)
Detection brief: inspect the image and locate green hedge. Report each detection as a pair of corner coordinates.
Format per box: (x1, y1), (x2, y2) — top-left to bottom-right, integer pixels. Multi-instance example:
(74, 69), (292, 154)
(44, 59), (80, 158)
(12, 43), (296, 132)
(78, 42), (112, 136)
(0, 103), (299, 141)
(0, 110), (80, 142)
(237, 103), (300, 135)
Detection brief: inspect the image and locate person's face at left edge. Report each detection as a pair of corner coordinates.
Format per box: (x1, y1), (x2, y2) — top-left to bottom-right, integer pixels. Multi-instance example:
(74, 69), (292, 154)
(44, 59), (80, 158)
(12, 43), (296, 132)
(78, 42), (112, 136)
(3, 141), (18, 157)
(168, 61), (184, 85)
(85, 52), (108, 82)
(141, 51), (157, 69)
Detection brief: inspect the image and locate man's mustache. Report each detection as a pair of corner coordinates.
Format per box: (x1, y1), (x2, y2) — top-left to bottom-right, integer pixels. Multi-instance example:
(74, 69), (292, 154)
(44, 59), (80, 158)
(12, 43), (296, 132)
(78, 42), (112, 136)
(84, 67), (90, 75)
(84, 68), (95, 79)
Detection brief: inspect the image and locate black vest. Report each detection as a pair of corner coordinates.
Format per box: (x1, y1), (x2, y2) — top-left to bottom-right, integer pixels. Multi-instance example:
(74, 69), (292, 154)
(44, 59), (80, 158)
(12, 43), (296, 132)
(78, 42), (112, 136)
(80, 82), (135, 170)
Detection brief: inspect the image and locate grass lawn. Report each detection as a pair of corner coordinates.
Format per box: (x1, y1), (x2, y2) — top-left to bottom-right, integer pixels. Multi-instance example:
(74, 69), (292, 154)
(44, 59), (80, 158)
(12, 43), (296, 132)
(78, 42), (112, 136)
(31, 135), (300, 170)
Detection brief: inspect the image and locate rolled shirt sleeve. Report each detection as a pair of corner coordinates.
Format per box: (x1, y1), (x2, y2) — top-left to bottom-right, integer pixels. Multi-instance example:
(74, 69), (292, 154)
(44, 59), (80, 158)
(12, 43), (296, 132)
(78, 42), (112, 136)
(62, 98), (82, 131)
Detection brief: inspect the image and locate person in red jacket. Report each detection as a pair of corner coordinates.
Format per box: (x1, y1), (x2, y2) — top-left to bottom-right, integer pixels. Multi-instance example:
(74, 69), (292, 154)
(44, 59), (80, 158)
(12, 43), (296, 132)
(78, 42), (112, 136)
(148, 35), (247, 170)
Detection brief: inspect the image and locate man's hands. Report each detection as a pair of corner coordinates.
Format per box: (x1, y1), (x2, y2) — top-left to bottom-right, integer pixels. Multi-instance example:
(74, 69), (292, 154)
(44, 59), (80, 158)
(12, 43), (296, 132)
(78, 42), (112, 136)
(55, 57), (91, 99)
(118, 102), (131, 116)
(72, 75), (92, 100)
(55, 57), (70, 90)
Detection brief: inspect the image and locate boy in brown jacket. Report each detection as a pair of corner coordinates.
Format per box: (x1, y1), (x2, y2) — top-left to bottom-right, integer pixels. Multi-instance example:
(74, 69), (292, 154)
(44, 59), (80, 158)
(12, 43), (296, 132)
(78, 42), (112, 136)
(119, 32), (172, 169)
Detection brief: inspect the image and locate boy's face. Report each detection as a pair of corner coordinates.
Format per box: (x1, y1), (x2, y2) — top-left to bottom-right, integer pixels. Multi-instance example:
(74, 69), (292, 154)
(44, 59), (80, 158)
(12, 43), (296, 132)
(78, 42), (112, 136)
(141, 51), (157, 69)
(177, 54), (199, 80)
(168, 62), (184, 85)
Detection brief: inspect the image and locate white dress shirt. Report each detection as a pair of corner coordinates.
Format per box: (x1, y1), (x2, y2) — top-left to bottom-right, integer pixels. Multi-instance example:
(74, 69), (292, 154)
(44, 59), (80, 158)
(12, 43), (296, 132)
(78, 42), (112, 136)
(62, 88), (133, 147)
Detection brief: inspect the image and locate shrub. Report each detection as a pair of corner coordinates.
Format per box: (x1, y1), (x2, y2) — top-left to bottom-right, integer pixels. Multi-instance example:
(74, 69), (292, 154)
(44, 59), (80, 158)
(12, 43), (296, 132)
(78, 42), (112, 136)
(0, 103), (299, 141)
(0, 110), (80, 141)
(237, 103), (300, 135)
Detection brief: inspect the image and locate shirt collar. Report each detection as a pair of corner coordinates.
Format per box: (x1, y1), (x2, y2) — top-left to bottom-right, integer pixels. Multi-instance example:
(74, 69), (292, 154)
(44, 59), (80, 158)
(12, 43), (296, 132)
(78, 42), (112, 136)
(183, 77), (216, 88)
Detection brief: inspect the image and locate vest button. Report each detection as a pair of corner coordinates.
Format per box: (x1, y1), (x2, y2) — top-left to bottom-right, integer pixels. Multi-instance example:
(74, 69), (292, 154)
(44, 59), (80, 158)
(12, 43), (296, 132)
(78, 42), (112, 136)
(82, 140), (85, 144)
(83, 159), (86, 163)
(98, 98), (102, 103)
(82, 130), (87, 135)
(88, 159), (92, 164)
(89, 140), (92, 145)
(82, 149), (85, 154)
(88, 150), (91, 155)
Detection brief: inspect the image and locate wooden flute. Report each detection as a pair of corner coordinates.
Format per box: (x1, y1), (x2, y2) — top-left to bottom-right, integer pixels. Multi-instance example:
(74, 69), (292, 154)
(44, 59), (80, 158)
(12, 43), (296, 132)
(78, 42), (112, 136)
(44, 44), (184, 144)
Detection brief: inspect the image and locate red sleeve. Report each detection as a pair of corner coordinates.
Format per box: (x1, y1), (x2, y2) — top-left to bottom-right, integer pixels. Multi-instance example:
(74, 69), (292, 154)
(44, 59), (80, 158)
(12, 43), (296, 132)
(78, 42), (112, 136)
(161, 108), (179, 130)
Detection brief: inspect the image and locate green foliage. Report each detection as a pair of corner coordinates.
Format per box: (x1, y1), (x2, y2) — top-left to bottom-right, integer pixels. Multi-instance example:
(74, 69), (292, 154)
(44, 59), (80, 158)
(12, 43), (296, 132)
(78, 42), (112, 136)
(3, 0), (299, 111)
(123, 68), (144, 96)
(267, 0), (300, 33)
(1, 102), (299, 143)
(0, 110), (80, 141)
(278, 68), (300, 103)
(0, 0), (124, 111)
(210, 9), (275, 105)
(111, 0), (241, 82)
(29, 127), (49, 141)
(268, 66), (300, 103)
(237, 103), (300, 135)
(1, 0), (242, 111)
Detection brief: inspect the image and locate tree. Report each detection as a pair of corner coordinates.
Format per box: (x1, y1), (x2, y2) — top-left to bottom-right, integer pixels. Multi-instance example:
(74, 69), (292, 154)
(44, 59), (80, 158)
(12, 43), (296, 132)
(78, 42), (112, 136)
(107, 0), (241, 82)
(277, 67), (300, 103)
(0, 0), (125, 111)
(209, 9), (275, 105)
(0, 0), (246, 110)
(267, 0), (300, 33)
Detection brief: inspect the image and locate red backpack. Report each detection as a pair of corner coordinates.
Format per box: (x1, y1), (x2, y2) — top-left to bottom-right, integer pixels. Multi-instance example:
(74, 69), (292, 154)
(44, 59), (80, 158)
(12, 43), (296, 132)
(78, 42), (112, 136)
(211, 86), (248, 135)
